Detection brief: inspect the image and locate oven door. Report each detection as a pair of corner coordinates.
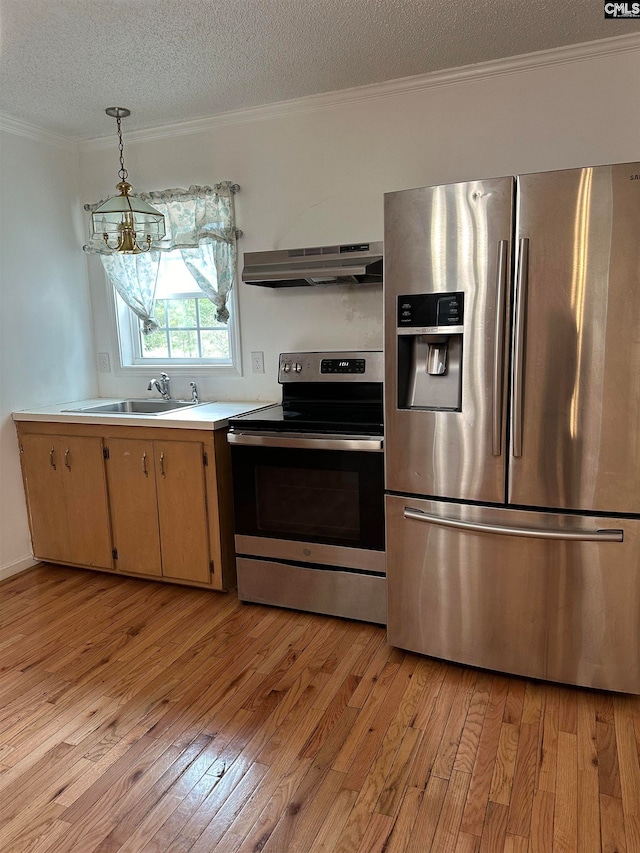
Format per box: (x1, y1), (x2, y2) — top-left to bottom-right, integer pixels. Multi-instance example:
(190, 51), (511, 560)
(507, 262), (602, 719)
(228, 432), (385, 574)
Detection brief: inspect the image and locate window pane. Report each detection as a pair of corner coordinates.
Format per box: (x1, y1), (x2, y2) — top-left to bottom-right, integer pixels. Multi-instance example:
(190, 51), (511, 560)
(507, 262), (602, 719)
(169, 330), (199, 357)
(153, 299), (167, 327)
(201, 330), (231, 359)
(142, 330), (169, 357)
(156, 253), (197, 296)
(167, 298), (197, 327)
(198, 298), (221, 326)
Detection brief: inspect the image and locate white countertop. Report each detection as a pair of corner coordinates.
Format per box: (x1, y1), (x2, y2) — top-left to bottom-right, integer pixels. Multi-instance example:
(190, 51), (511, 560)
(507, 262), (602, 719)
(12, 398), (277, 431)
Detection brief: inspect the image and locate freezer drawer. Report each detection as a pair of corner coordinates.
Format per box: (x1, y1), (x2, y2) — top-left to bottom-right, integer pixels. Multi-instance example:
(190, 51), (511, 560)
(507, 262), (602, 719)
(386, 495), (639, 693)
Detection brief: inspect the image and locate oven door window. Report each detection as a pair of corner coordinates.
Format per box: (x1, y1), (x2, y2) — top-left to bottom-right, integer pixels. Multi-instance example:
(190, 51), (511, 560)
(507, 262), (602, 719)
(231, 445), (384, 551)
(256, 466), (360, 540)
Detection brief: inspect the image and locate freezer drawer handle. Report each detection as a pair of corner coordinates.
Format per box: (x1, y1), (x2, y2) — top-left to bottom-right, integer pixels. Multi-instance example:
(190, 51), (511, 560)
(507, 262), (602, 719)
(403, 508), (623, 542)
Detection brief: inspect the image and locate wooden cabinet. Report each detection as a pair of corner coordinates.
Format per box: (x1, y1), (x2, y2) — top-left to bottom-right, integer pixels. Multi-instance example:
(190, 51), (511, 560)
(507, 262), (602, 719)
(154, 439), (211, 583)
(16, 422), (236, 590)
(105, 437), (162, 577)
(18, 432), (113, 569)
(106, 437), (211, 584)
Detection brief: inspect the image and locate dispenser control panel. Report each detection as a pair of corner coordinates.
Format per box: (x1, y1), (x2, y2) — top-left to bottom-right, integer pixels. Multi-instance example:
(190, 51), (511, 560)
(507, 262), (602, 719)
(397, 291), (464, 332)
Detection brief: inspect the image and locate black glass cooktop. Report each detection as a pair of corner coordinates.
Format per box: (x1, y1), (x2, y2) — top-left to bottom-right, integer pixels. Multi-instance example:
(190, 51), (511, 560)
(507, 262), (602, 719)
(228, 403), (383, 436)
(229, 370), (383, 437)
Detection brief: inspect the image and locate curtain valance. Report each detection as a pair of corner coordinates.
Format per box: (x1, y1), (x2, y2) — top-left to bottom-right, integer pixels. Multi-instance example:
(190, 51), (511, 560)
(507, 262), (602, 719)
(84, 182), (238, 329)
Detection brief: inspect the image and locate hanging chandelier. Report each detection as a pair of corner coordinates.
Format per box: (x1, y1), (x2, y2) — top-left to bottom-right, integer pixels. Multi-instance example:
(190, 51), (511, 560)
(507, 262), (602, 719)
(89, 107), (165, 254)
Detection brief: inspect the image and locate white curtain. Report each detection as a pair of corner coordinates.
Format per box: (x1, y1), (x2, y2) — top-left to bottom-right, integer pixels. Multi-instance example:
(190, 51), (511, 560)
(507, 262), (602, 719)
(100, 251), (161, 333)
(85, 182), (238, 331)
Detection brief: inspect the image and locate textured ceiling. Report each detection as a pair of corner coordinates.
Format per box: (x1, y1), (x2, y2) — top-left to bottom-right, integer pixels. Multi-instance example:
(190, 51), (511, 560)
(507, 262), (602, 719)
(1, 0), (639, 140)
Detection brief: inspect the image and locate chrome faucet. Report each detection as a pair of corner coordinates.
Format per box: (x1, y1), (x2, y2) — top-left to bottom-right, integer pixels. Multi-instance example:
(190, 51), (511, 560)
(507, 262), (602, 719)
(147, 372), (171, 400)
(189, 382), (199, 403)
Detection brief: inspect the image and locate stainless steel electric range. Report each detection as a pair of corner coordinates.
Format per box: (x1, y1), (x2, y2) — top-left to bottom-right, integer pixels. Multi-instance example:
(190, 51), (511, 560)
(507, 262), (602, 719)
(227, 351), (386, 624)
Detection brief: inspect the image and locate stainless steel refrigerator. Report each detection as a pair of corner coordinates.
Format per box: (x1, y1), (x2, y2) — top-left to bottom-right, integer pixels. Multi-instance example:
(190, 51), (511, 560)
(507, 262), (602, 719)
(384, 162), (640, 693)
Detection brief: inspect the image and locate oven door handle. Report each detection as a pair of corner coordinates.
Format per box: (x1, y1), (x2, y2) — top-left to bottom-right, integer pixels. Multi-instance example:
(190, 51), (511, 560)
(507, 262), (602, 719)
(227, 431), (384, 452)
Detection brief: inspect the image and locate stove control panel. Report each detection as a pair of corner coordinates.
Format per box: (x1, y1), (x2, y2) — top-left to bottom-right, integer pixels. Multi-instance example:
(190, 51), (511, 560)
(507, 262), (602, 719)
(279, 351), (383, 383)
(321, 358), (366, 374)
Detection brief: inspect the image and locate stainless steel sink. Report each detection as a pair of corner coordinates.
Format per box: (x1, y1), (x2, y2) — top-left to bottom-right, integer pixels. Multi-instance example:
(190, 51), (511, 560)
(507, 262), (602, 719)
(64, 399), (198, 415)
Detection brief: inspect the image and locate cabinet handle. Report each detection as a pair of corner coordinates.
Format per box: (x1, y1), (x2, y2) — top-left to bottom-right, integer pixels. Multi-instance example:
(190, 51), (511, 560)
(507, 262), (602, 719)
(64, 448), (71, 470)
(141, 451), (148, 477)
(49, 447), (56, 470)
(159, 452), (166, 478)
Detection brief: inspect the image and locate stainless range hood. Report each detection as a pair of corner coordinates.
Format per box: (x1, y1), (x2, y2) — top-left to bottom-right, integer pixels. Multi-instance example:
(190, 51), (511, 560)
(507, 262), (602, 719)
(242, 241), (383, 287)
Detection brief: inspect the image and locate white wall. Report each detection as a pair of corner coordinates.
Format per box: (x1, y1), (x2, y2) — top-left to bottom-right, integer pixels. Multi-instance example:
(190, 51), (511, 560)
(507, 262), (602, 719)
(0, 128), (98, 579)
(81, 42), (640, 404)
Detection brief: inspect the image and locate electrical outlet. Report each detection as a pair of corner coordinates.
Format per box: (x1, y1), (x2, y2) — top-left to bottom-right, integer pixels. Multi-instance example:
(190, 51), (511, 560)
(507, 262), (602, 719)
(97, 352), (111, 373)
(251, 351), (265, 374)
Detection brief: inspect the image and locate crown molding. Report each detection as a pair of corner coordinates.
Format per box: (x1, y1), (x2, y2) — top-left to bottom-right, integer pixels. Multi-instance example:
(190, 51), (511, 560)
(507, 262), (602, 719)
(75, 32), (637, 151)
(0, 113), (77, 149)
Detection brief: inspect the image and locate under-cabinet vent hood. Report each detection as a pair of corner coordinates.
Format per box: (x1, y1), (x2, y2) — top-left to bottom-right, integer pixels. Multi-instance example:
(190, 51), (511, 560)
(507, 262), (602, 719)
(242, 241), (383, 287)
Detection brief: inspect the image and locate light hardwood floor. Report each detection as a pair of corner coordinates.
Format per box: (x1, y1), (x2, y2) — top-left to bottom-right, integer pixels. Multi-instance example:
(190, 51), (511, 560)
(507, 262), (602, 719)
(1, 565), (639, 853)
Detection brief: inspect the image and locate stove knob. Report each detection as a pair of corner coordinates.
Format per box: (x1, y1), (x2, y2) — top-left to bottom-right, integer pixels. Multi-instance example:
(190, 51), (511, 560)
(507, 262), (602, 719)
(294, 363), (302, 373)
(282, 362), (291, 373)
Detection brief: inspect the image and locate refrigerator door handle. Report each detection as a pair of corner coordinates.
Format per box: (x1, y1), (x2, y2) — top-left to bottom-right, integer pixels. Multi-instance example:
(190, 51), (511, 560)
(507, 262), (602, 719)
(512, 237), (529, 458)
(403, 508), (623, 542)
(492, 239), (509, 456)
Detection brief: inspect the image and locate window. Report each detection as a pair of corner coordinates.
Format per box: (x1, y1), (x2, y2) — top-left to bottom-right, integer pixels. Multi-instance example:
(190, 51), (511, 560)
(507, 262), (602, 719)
(89, 183), (241, 375)
(128, 252), (234, 364)
(143, 296), (230, 360)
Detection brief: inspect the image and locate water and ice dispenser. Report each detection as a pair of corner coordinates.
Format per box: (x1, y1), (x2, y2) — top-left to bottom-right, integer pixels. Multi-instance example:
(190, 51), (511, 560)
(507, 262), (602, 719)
(397, 292), (464, 410)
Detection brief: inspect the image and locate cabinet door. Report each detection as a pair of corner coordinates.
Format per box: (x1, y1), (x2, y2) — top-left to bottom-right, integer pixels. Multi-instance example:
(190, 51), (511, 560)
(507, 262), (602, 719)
(106, 438), (162, 576)
(20, 434), (69, 562)
(61, 436), (113, 568)
(20, 434), (112, 568)
(154, 440), (211, 583)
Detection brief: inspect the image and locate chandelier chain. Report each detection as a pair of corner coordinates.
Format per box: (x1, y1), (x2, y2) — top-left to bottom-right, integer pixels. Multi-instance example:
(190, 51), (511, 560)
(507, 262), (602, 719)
(116, 114), (128, 183)
(88, 106), (165, 254)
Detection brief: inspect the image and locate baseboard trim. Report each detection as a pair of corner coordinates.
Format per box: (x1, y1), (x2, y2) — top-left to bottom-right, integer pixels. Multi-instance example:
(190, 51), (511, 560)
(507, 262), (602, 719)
(0, 555), (38, 582)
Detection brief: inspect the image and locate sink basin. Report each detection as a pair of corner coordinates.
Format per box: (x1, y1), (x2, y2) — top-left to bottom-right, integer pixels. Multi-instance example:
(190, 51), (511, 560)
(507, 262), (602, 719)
(64, 399), (198, 415)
